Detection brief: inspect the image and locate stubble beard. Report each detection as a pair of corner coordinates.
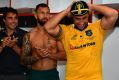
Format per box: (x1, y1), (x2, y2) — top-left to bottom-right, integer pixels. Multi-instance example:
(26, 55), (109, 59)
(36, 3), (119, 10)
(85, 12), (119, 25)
(37, 18), (48, 26)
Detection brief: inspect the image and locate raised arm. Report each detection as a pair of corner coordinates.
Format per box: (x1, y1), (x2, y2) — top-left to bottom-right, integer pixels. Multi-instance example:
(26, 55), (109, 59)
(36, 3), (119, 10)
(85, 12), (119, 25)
(44, 5), (71, 37)
(21, 33), (39, 65)
(89, 4), (118, 29)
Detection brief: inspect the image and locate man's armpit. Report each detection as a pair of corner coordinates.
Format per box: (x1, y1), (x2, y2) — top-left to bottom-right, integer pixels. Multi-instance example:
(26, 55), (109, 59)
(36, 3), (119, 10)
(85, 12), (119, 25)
(54, 25), (62, 40)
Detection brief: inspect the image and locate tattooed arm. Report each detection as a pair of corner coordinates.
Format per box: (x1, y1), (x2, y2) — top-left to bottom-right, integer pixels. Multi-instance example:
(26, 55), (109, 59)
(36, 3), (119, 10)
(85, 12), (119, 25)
(21, 33), (40, 65)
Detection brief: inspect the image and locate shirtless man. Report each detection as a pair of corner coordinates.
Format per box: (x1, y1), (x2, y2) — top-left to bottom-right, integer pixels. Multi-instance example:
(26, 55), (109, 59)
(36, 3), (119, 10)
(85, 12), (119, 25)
(21, 3), (66, 80)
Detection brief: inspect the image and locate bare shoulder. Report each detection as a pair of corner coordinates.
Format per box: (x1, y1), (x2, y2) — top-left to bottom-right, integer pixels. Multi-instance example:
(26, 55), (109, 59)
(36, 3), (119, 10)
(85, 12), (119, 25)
(23, 32), (30, 41)
(29, 27), (38, 39)
(30, 27), (38, 33)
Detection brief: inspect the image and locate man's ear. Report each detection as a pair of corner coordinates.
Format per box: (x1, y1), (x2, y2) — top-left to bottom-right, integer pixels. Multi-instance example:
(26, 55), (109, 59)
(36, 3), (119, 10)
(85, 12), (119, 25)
(3, 18), (5, 23)
(33, 10), (37, 19)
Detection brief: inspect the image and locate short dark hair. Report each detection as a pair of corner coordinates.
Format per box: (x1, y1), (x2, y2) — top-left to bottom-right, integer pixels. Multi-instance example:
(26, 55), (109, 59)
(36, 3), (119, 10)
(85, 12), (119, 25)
(35, 3), (50, 12)
(3, 7), (18, 20)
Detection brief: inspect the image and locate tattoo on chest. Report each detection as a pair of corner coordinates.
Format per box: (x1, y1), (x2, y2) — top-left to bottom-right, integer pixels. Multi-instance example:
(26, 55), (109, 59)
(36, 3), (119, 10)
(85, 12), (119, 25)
(47, 38), (51, 48)
(48, 38), (51, 44)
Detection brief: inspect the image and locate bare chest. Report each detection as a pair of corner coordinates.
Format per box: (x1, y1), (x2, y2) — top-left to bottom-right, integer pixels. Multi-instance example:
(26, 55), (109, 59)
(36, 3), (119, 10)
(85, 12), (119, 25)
(30, 33), (57, 49)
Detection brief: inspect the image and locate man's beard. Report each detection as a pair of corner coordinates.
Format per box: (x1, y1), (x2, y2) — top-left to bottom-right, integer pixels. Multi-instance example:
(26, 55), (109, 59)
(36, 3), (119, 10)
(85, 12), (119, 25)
(37, 18), (48, 26)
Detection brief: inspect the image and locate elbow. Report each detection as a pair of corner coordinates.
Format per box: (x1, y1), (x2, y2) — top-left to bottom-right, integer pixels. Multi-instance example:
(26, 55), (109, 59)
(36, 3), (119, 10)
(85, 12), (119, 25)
(44, 27), (53, 36)
(59, 53), (67, 61)
(107, 10), (118, 29)
(20, 56), (29, 65)
(44, 24), (52, 34)
(111, 11), (118, 28)
(111, 10), (118, 22)
(45, 29), (58, 37)
(60, 58), (67, 61)
(113, 10), (118, 21)
(20, 60), (27, 66)
(20, 57), (27, 65)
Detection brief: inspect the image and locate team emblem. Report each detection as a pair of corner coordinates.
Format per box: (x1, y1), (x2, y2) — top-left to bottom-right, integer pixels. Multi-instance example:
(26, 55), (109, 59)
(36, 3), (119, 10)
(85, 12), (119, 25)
(85, 30), (93, 36)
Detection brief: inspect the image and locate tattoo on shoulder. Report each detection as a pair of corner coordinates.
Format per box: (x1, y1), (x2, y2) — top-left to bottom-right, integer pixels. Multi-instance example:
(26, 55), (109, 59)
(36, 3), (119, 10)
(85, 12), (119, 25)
(23, 33), (31, 54)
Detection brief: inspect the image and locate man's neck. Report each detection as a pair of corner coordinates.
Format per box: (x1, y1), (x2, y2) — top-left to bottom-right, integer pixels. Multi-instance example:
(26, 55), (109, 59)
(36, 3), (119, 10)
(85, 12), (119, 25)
(37, 25), (46, 33)
(74, 24), (88, 31)
(6, 28), (14, 36)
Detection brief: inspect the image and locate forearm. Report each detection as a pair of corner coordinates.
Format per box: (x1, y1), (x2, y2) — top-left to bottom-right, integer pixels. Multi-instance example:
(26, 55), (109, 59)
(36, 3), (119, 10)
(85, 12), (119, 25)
(21, 33), (38, 65)
(21, 55), (39, 65)
(12, 45), (21, 55)
(0, 44), (5, 53)
(49, 52), (66, 61)
(0, 45), (3, 53)
(92, 4), (117, 18)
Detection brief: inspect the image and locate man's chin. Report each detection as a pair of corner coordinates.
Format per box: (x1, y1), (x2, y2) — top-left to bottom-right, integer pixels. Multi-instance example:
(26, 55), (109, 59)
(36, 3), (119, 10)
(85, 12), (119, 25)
(38, 22), (45, 26)
(9, 27), (16, 30)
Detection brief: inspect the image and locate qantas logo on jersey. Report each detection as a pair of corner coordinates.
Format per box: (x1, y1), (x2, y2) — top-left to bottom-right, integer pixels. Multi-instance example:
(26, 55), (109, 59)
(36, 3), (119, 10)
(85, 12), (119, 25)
(70, 42), (95, 50)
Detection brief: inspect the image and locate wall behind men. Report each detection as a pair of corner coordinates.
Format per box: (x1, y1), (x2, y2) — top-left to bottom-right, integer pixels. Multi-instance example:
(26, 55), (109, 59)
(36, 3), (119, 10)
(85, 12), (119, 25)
(102, 0), (119, 80)
(102, 28), (119, 80)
